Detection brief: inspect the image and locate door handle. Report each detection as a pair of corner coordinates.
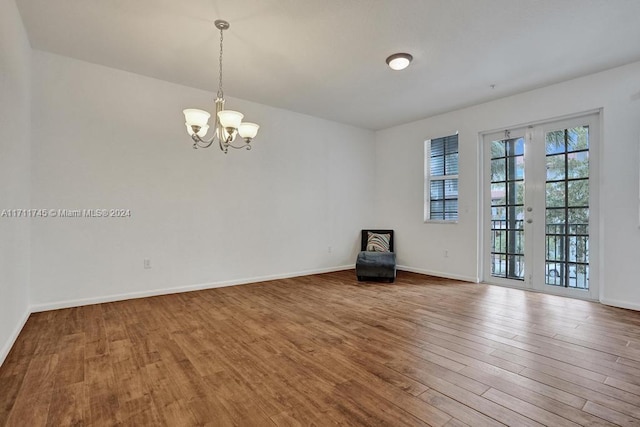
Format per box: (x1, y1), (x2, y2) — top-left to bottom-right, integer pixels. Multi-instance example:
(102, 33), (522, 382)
(526, 219), (533, 224)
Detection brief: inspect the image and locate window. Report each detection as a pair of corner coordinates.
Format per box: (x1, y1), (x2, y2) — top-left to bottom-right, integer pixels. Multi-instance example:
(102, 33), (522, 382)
(425, 134), (459, 221)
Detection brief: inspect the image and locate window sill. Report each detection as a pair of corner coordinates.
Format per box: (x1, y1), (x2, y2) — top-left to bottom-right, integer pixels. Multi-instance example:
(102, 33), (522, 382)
(424, 220), (458, 224)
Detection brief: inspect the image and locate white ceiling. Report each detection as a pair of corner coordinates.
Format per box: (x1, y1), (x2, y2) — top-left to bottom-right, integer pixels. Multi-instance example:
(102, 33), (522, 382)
(15, 0), (640, 130)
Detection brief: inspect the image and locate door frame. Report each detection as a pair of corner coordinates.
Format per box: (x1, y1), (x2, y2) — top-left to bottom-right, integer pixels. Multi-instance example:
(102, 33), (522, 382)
(479, 110), (601, 301)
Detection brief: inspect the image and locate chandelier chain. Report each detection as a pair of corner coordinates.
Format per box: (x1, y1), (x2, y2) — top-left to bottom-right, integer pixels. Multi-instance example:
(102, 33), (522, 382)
(217, 26), (224, 99)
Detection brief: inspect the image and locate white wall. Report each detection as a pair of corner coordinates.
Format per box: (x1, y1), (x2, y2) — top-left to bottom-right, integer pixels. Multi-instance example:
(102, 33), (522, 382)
(0, 0), (32, 364)
(29, 51), (375, 309)
(375, 61), (640, 309)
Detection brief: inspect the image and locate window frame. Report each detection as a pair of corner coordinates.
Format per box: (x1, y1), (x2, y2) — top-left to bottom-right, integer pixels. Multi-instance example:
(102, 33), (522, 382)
(424, 133), (459, 223)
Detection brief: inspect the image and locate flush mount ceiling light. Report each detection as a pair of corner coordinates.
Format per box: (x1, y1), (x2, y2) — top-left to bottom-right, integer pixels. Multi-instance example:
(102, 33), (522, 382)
(386, 53), (413, 71)
(183, 20), (260, 153)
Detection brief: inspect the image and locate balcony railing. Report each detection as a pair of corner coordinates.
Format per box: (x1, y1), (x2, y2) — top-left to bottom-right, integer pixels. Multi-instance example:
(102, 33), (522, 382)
(490, 220), (588, 289)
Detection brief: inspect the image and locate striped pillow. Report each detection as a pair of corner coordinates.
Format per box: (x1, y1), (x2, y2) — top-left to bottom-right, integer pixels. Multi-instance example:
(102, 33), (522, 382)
(367, 232), (391, 252)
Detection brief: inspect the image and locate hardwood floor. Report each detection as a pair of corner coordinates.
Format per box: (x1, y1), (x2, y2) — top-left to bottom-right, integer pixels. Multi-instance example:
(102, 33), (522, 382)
(2, 270), (640, 426)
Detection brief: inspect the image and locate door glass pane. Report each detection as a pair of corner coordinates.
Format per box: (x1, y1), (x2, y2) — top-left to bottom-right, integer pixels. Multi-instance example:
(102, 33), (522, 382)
(568, 151), (589, 179)
(546, 154), (565, 180)
(545, 182), (565, 207)
(546, 208), (565, 225)
(545, 127), (589, 289)
(514, 181), (525, 204)
(568, 180), (589, 207)
(491, 140), (505, 157)
(545, 131), (565, 154)
(490, 137), (525, 281)
(507, 138), (524, 156)
(567, 127), (589, 152)
(491, 183), (506, 206)
(568, 208), (589, 228)
(508, 156), (525, 180)
(491, 159), (505, 182)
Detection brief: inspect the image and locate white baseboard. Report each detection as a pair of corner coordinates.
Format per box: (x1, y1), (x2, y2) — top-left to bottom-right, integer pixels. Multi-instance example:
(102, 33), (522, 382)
(0, 308), (30, 367)
(30, 264), (355, 313)
(397, 265), (479, 283)
(600, 298), (640, 312)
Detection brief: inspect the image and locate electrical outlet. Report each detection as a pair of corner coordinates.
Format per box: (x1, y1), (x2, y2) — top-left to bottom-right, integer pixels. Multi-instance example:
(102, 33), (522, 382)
(144, 258), (151, 269)
(444, 250), (449, 258)
(328, 246), (332, 254)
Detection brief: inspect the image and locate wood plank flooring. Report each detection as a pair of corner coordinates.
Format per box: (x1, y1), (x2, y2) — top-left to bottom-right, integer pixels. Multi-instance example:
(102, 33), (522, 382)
(2, 270), (640, 426)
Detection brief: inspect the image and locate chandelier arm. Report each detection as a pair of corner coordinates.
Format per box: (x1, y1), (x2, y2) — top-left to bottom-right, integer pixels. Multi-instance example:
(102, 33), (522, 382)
(219, 130), (251, 152)
(191, 134), (216, 149)
(196, 140), (215, 149)
(225, 141), (251, 150)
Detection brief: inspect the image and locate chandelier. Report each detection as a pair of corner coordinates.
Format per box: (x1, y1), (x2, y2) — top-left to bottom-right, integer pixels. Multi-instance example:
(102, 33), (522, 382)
(183, 20), (260, 153)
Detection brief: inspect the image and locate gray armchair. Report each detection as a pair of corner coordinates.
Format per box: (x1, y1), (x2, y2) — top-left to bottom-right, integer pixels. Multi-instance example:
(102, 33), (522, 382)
(356, 229), (396, 282)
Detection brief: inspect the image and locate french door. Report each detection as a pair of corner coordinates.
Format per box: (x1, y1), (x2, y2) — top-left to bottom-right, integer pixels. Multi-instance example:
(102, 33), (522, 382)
(482, 114), (599, 299)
